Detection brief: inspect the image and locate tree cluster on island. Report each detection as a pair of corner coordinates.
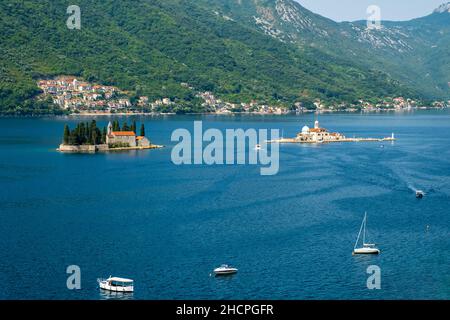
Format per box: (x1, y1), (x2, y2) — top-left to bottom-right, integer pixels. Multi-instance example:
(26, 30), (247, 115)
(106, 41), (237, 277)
(62, 120), (146, 146)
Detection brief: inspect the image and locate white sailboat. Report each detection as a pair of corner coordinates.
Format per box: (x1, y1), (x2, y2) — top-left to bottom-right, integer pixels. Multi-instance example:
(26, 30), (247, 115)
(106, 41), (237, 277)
(353, 212), (380, 255)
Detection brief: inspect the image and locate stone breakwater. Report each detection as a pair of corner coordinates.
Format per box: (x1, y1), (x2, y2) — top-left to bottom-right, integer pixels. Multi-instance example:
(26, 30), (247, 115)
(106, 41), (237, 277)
(57, 144), (163, 153)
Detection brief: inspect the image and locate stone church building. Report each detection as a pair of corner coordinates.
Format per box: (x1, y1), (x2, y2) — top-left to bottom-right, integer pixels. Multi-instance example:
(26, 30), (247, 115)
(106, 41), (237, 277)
(106, 122), (150, 147)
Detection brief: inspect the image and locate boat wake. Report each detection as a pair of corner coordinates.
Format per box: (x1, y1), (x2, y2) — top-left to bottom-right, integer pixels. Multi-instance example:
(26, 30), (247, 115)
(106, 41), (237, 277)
(407, 184), (420, 193)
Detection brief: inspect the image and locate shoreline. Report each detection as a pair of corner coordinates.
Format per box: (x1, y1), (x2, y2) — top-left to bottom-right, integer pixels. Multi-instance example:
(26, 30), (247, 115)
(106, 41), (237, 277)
(0, 107), (447, 118)
(68, 106), (446, 116)
(57, 144), (164, 153)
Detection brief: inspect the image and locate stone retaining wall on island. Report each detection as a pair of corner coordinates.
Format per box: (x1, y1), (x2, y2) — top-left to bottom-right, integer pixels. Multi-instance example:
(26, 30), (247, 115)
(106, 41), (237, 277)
(58, 144), (108, 153)
(58, 144), (163, 153)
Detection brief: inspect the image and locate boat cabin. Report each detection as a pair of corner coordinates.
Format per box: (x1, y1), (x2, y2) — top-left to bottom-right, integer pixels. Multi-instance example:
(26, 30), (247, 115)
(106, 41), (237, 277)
(99, 276), (134, 292)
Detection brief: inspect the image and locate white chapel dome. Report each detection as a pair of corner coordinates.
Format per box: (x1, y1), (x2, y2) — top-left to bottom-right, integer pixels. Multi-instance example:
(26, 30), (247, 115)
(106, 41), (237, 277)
(302, 126), (310, 134)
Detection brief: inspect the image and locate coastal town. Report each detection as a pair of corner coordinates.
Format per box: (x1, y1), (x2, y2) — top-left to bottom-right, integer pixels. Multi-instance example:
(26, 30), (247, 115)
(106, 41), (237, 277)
(38, 76), (132, 112)
(37, 76), (449, 115)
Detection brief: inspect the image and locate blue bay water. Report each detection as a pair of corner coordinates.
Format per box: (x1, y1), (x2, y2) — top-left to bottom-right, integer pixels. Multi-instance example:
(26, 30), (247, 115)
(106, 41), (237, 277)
(0, 110), (449, 300)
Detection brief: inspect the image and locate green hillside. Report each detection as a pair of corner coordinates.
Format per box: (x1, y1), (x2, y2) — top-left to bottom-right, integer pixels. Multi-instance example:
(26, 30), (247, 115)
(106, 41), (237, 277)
(0, 0), (420, 114)
(203, 0), (449, 100)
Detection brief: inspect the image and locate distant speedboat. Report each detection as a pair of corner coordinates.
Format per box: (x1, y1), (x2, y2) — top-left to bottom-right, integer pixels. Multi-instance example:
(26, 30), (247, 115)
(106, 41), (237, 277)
(416, 190), (424, 199)
(353, 212), (380, 255)
(254, 144), (262, 150)
(214, 265), (238, 276)
(98, 276), (134, 293)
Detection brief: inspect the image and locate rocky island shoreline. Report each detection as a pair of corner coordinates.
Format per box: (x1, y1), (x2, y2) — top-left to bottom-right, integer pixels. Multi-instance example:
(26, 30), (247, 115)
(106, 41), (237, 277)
(57, 143), (163, 153)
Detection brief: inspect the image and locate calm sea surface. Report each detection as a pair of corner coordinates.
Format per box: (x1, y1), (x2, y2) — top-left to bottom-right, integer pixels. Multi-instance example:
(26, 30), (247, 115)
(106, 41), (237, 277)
(0, 110), (449, 300)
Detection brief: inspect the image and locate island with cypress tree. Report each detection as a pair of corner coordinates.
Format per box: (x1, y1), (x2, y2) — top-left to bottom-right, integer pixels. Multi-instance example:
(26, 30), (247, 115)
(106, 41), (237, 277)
(58, 120), (163, 153)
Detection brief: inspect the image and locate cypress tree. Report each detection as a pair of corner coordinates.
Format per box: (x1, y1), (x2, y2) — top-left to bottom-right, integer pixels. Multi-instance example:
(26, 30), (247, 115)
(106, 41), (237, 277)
(86, 122), (91, 144)
(131, 120), (137, 134)
(79, 122), (86, 144)
(113, 120), (120, 131)
(92, 129), (98, 145)
(140, 123), (145, 137)
(69, 130), (77, 145)
(102, 127), (107, 144)
(63, 124), (70, 144)
(70, 124), (80, 145)
(73, 124), (81, 145)
(122, 121), (129, 131)
(90, 120), (97, 144)
(96, 128), (102, 144)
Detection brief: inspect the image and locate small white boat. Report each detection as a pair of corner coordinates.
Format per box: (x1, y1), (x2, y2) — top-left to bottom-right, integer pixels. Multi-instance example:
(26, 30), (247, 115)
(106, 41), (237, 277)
(416, 190), (424, 199)
(214, 265), (238, 276)
(254, 144), (262, 150)
(98, 276), (134, 292)
(353, 212), (380, 255)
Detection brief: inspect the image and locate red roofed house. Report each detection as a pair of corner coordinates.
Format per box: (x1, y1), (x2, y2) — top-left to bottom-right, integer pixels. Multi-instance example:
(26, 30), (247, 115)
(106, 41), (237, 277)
(106, 122), (150, 147)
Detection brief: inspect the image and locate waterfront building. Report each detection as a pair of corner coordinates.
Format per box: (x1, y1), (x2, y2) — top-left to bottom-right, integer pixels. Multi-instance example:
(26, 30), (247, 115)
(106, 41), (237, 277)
(296, 120), (345, 142)
(106, 122), (150, 147)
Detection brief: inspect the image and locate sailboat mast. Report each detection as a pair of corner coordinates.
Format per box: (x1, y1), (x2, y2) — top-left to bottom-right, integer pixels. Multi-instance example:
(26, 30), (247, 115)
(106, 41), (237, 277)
(354, 214), (365, 250)
(363, 212), (367, 245)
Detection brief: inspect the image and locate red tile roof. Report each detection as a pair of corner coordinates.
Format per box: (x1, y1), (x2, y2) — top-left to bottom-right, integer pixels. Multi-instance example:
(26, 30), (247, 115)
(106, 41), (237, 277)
(112, 131), (136, 136)
(309, 128), (327, 133)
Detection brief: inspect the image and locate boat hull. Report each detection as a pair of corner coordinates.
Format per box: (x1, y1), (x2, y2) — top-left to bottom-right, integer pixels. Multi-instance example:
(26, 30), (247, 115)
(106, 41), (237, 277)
(214, 269), (238, 276)
(353, 248), (380, 255)
(99, 281), (134, 293)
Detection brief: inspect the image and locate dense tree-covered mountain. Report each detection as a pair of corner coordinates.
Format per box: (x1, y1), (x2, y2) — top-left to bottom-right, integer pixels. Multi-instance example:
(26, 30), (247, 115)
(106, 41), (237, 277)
(205, 0), (450, 99)
(0, 0), (447, 115)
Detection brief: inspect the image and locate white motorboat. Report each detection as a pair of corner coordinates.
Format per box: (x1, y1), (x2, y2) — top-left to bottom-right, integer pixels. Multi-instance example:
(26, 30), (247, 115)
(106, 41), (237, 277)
(416, 190), (424, 198)
(353, 212), (380, 255)
(98, 276), (134, 292)
(214, 265), (238, 276)
(254, 144), (262, 150)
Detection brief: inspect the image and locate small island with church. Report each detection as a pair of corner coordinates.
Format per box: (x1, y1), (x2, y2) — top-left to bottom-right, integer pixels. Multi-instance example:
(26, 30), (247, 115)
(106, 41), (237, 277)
(269, 120), (396, 144)
(58, 120), (163, 153)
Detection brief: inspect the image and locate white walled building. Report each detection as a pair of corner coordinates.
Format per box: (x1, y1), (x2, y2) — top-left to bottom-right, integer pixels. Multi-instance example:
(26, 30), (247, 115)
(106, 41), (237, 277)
(296, 120), (345, 142)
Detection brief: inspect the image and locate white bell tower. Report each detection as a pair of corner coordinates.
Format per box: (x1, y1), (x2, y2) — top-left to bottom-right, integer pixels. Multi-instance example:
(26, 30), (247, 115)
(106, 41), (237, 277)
(314, 120), (319, 129)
